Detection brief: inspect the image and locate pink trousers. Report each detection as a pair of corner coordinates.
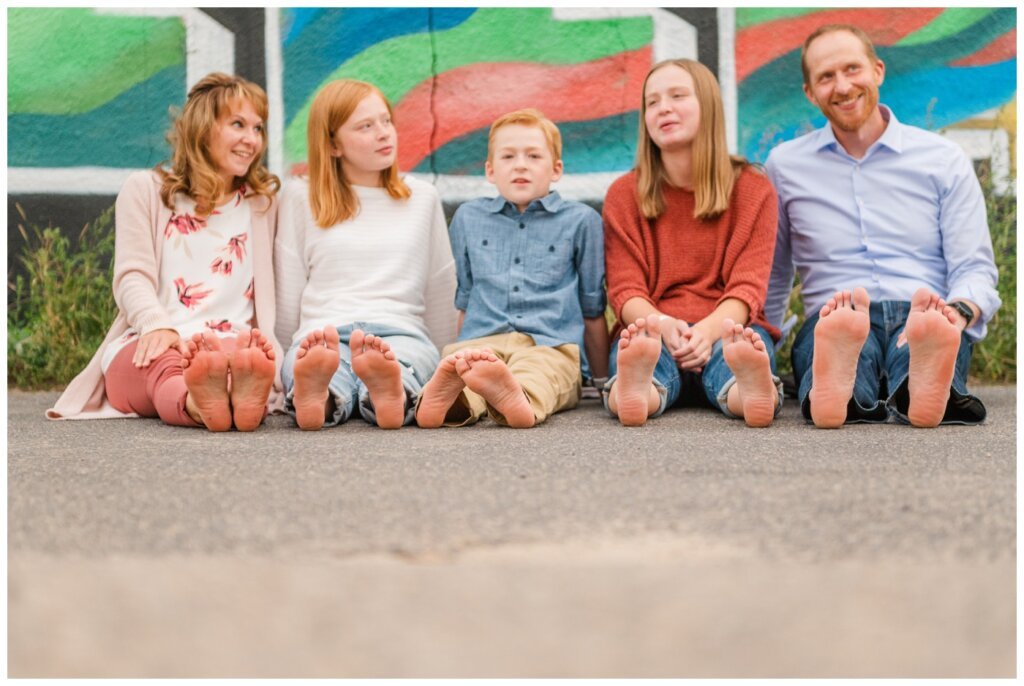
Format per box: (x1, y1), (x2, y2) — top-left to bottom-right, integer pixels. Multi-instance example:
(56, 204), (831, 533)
(104, 337), (238, 427)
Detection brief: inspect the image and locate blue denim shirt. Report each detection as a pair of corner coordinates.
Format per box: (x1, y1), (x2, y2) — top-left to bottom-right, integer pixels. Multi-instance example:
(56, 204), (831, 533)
(449, 191), (606, 378)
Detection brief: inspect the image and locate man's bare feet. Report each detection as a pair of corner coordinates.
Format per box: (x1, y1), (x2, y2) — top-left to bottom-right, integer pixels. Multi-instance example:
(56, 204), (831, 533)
(904, 288), (960, 427)
(608, 314), (662, 426)
(230, 328), (276, 432)
(454, 348), (535, 428)
(181, 332), (232, 432)
(809, 288), (871, 429)
(722, 319), (778, 428)
(416, 353), (468, 428)
(292, 326), (340, 430)
(350, 329), (407, 430)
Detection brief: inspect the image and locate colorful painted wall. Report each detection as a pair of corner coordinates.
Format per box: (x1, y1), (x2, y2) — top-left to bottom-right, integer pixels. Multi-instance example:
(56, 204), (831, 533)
(7, 6), (1017, 234)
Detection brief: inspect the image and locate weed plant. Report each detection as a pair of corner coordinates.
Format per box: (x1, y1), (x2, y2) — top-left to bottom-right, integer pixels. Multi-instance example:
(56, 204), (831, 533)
(8, 204), (117, 389)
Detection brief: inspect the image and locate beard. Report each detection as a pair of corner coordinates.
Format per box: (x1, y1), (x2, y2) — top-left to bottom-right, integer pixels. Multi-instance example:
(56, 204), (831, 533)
(823, 87), (879, 133)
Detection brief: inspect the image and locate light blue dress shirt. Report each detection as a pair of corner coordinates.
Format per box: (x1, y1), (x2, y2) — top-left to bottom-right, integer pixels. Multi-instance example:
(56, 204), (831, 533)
(765, 105), (1000, 341)
(449, 191), (606, 377)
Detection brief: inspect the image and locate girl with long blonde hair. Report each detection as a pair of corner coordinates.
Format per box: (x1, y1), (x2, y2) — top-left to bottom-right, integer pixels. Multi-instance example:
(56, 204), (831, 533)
(602, 59), (783, 428)
(49, 72), (283, 431)
(274, 79), (456, 430)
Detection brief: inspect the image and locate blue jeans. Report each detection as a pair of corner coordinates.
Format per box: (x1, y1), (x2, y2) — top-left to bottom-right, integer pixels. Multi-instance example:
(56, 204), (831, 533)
(602, 323), (783, 419)
(791, 300), (985, 425)
(281, 322), (439, 427)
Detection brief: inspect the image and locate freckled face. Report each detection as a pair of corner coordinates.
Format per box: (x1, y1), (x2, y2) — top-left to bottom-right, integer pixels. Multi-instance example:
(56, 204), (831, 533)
(331, 92), (396, 187)
(803, 30), (885, 133)
(643, 64), (701, 153)
(207, 98), (263, 187)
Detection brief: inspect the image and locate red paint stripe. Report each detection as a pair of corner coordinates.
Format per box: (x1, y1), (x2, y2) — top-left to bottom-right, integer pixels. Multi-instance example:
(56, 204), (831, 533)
(950, 29), (1016, 67)
(395, 47), (652, 171)
(736, 9), (943, 83)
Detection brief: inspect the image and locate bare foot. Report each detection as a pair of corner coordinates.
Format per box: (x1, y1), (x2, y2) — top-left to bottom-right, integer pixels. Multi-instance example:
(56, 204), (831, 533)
(722, 319), (778, 428)
(904, 288), (960, 427)
(809, 288), (871, 429)
(350, 329), (407, 430)
(292, 326), (340, 430)
(416, 353), (468, 428)
(455, 348), (535, 428)
(181, 332), (232, 432)
(608, 315), (662, 426)
(230, 328), (276, 432)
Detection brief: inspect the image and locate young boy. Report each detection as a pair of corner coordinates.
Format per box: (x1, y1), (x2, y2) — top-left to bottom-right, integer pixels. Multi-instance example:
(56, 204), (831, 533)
(416, 108), (609, 428)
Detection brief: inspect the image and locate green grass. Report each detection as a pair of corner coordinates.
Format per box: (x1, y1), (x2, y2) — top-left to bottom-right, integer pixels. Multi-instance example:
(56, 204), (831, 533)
(8, 204), (117, 390)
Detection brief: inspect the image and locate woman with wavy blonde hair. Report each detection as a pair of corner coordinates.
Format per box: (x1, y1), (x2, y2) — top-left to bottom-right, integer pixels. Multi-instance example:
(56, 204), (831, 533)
(49, 72), (284, 432)
(602, 58), (783, 428)
(274, 79), (456, 431)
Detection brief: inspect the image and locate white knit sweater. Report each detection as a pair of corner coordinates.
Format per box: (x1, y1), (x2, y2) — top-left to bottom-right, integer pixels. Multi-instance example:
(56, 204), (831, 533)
(274, 176), (458, 350)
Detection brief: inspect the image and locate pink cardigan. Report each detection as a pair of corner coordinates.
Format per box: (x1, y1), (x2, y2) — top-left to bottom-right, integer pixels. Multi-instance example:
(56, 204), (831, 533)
(47, 170), (285, 420)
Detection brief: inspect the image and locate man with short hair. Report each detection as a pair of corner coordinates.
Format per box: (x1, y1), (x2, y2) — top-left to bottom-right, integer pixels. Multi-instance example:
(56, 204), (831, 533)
(765, 23), (1000, 428)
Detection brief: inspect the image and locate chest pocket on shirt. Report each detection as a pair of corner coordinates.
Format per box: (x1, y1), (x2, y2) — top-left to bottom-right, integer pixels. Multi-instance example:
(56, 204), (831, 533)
(466, 237), (508, 276)
(527, 239), (573, 288)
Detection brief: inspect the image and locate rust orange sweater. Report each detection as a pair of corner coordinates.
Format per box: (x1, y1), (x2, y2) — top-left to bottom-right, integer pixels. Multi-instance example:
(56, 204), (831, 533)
(603, 166), (780, 341)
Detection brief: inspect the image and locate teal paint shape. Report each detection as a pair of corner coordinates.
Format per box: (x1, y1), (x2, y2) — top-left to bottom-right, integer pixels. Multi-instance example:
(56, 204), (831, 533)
(9, 64), (185, 168)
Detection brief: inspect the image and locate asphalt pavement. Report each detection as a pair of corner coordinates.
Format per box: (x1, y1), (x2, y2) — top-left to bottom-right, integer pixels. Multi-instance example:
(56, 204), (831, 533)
(8, 386), (1017, 677)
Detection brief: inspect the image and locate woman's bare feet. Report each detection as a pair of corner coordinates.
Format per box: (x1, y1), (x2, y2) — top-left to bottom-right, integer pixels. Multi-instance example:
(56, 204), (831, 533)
(416, 353), (468, 428)
(350, 329), (407, 430)
(292, 326), (340, 430)
(809, 288), (871, 429)
(181, 332), (232, 432)
(608, 315), (662, 426)
(904, 288), (960, 427)
(722, 319), (778, 428)
(230, 328), (276, 432)
(454, 348), (535, 428)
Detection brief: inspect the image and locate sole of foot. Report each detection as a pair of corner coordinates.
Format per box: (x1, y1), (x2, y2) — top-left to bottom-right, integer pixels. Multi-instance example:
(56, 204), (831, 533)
(350, 329), (407, 430)
(292, 326), (340, 430)
(721, 319), (777, 428)
(905, 288), (960, 428)
(415, 353), (467, 428)
(455, 349), (535, 428)
(182, 332), (232, 432)
(230, 328), (276, 432)
(809, 288), (870, 429)
(611, 314), (662, 427)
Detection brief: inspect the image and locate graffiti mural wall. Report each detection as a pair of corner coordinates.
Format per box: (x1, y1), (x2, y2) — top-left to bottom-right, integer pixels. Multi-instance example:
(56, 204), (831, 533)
(7, 6), (1017, 235)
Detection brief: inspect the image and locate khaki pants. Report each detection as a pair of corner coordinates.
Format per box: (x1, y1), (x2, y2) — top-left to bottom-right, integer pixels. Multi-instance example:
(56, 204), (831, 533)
(440, 332), (582, 426)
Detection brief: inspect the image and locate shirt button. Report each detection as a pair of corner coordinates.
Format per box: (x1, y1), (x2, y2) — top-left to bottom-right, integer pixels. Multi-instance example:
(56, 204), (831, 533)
(514, 257), (520, 264)
(513, 286), (519, 292)
(519, 222), (525, 229)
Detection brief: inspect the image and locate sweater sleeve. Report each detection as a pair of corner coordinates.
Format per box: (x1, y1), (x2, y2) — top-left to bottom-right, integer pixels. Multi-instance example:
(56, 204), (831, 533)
(421, 190), (458, 349)
(603, 175), (655, 320)
(716, 173), (778, 324)
(111, 171), (172, 335)
(273, 180), (310, 349)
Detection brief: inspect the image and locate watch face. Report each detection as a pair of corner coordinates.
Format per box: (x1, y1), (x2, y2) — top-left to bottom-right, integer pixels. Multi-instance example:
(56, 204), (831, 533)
(953, 302), (973, 324)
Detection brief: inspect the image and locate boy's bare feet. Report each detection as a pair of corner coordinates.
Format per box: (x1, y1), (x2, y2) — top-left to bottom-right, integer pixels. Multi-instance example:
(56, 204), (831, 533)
(230, 328), (276, 432)
(416, 353), (468, 428)
(904, 288), (960, 427)
(181, 332), (232, 432)
(608, 315), (662, 427)
(809, 288), (871, 429)
(454, 348), (535, 428)
(292, 326), (340, 430)
(350, 329), (407, 430)
(722, 319), (778, 428)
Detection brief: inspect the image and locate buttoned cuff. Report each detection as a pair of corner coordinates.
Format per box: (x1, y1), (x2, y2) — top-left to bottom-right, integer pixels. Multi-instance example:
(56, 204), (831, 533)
(454, 288), (471, 311)
(947, 281), (1001, 342)
(579, 291), (607, 319)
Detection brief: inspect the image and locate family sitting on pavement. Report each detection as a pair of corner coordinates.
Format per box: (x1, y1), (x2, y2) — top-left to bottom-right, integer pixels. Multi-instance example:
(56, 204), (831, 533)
(48, 23), (1000, 433)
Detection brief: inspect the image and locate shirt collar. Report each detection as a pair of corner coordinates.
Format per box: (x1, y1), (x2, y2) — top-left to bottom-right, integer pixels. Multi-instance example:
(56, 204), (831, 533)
(486, 190), (564, 214)
(814, 103), (903, 156)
